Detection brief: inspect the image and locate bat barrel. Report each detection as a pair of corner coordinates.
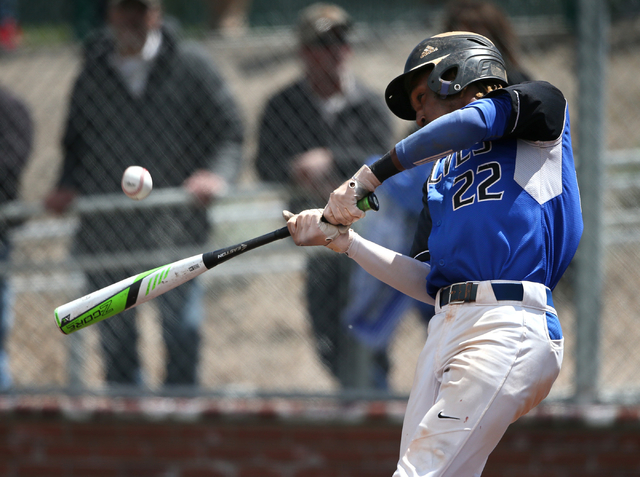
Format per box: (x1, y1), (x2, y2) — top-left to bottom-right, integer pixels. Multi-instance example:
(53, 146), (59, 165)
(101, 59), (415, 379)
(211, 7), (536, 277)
(54, 228), (291, 335)
(55, 254), (208, 334)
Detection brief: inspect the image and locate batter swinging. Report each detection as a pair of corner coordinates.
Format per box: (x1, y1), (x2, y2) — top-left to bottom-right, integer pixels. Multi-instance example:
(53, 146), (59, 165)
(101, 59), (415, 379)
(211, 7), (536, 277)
(285, 32), (583, 476)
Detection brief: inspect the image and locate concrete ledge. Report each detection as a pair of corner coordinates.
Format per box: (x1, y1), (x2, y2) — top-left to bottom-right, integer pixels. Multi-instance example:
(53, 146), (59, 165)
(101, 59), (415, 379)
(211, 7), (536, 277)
(2, 395), (640, 427)
(0, 395), (407, 424)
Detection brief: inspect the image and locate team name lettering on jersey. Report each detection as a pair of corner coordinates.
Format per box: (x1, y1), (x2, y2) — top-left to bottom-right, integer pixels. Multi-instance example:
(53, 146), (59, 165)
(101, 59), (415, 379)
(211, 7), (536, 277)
(427, 142), (504, 210)
(428, 141), (493, 185)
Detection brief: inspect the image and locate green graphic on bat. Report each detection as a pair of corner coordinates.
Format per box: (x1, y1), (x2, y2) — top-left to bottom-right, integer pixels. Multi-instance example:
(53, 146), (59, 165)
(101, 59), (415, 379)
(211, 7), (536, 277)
(55, 266), (164, 334)
(146, 266), (171, 295)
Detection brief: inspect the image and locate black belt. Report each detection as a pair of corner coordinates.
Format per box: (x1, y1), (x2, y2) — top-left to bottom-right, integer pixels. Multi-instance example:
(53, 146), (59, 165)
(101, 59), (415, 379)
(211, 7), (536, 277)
(439, 282), (525, 307)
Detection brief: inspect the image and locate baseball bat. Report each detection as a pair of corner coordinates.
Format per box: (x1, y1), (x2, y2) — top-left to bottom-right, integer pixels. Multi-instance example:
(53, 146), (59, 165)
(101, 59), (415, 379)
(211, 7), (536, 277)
(54, 194), (379, 335)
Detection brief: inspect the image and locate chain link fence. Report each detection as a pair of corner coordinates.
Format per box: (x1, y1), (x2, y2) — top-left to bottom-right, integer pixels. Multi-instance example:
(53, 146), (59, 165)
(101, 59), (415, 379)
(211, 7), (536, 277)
(0, 0), (638, 401)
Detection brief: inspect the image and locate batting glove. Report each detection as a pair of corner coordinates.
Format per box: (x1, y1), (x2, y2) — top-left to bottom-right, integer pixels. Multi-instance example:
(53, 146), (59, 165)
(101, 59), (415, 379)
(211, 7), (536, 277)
(283, 209), (352, 252)
(323, 165), (381, 226)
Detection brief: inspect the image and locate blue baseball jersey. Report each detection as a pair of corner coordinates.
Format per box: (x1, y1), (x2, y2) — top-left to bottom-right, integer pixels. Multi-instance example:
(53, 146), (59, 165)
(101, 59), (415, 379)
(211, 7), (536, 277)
(399, 81), (583, 298)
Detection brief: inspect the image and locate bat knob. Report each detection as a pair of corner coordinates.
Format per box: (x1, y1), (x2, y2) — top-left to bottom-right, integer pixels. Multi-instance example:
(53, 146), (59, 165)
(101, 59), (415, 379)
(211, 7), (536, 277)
(357, 193), (379, 212)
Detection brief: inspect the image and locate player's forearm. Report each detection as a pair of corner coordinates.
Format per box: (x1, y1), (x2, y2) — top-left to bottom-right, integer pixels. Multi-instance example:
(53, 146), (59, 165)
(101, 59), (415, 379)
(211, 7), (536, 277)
(394, 106), (490, 170)
(346, 232), (434, 305)
(352, 109), (488, 186)
(367, 106), (485, 182)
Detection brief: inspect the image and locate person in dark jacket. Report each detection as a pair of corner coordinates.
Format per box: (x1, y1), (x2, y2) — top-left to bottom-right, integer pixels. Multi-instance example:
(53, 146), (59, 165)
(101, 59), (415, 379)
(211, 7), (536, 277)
(45, 0), (244, 388)
(255, 3), (393, 389)
(0, 85), (32, 390)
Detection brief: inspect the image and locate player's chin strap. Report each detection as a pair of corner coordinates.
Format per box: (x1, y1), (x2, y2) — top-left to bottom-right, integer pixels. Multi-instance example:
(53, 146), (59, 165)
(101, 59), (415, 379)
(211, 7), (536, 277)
(439, 79), (452, 98)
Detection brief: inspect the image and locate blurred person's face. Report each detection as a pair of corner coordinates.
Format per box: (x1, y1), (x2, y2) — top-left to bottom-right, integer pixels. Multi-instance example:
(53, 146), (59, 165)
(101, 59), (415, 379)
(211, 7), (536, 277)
(301, 42), (351, 92)
(109, 1), (161, 56)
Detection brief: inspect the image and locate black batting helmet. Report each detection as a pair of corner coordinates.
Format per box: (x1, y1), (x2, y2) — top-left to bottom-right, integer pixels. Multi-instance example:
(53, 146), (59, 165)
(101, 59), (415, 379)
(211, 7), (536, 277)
(385, 32), (508, 120)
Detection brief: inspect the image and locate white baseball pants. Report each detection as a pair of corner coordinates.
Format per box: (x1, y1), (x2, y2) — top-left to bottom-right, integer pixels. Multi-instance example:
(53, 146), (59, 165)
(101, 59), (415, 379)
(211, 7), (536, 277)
(393, 281), (563, 477)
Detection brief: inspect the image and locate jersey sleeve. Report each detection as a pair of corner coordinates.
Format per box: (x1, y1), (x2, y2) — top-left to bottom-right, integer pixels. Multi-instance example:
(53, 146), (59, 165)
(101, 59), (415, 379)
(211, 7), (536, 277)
(394, 95), (511, 170)
(395, 106), (493, 170)
(485, 81), (567, 141)
(393, 81), (567, 170)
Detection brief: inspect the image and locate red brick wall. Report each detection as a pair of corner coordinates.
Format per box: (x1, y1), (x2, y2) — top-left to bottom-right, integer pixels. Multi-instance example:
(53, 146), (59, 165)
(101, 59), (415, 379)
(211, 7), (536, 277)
(487, 423), (640, 477)
(1, 396), (640, 477)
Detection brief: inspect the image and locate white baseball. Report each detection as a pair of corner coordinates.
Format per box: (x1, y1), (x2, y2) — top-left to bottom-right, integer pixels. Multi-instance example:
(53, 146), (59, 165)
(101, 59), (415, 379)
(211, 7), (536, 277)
(121, 166), (153, 200)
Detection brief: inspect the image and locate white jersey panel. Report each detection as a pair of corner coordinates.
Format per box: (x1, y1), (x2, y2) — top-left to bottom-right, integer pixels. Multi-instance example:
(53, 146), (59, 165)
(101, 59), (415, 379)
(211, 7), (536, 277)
(514, 138), (563, 205)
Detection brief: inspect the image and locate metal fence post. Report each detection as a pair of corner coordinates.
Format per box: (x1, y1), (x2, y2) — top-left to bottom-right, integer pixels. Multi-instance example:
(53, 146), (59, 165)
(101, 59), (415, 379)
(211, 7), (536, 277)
(67, 331), (86, 391)
(574, 0), (609, 403)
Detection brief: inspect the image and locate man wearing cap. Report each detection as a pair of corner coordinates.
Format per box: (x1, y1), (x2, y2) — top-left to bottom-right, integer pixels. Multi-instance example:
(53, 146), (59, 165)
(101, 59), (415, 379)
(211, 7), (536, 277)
(255, 3), (393, 389)
(45, 0), (245, 388)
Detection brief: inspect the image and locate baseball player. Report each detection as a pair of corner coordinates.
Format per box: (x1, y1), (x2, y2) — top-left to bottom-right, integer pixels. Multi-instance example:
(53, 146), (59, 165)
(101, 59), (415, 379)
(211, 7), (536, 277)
(285, 32), (583, 476)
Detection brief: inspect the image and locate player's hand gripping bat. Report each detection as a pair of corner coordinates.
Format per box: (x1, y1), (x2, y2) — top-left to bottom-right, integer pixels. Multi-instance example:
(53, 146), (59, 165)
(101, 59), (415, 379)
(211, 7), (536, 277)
(54, 194), (379, 335)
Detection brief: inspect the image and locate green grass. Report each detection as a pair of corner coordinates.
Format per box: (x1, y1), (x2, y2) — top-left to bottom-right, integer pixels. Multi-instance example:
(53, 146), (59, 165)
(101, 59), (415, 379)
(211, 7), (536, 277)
(17, 23), (214, 49)
(20, 24), (75, 48)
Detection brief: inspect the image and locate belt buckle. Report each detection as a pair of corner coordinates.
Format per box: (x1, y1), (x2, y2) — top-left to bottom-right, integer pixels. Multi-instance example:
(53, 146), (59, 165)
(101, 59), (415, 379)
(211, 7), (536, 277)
(448, 282), (473, 305)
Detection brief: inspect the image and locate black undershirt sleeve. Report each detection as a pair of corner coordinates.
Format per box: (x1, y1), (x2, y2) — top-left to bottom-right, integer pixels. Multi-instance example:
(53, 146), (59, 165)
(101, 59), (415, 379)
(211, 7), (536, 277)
(409, 179), (432, 261)
(370, 151), (401, 183)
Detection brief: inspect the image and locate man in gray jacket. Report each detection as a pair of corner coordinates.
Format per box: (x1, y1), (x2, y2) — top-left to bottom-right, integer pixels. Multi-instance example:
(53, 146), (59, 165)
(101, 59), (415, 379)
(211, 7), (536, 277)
(45, 0), (244, 388)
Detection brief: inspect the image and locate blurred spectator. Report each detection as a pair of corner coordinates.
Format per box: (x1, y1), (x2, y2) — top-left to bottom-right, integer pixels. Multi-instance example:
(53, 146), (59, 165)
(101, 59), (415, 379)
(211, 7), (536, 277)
(0, 0), (21, 51)
(255, 3), (394, 390)
(208, 0), (251, 36)
(0, 84), (33, 390)
(443, 0), (533, 84)
(45, 0), (244, 389)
